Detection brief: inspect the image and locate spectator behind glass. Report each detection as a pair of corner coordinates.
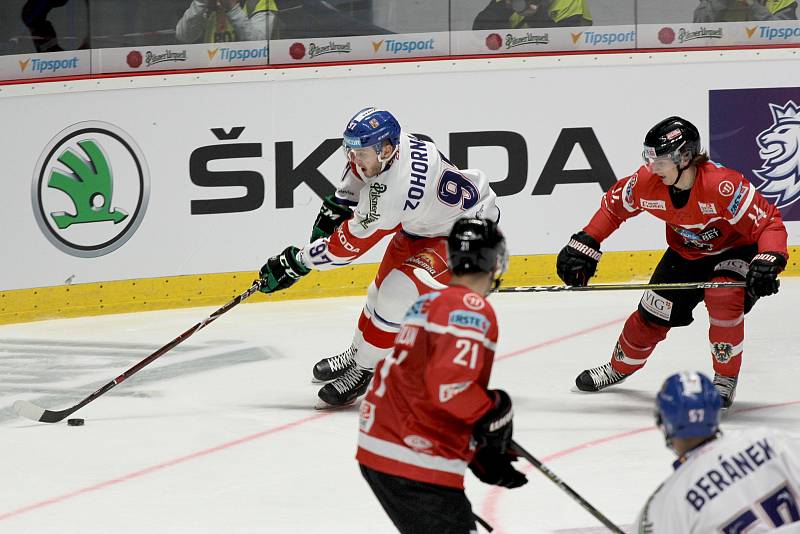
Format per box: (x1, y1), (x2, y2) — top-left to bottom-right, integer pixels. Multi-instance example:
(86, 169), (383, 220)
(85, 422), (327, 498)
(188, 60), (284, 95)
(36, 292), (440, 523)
(21, 0), (89, 52)
(473, 0), (592, 30)
(176, 0), (275, 44)
(694, 0), (797, 21)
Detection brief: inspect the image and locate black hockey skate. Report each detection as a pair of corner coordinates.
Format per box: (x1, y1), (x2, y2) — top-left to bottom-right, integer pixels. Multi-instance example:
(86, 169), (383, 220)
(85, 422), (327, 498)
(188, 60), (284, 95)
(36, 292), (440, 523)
(713, 373), (738, 409)
(315, 365), (373, 410)
(575, 363), (628, 392)
(312, 345), (356, 383)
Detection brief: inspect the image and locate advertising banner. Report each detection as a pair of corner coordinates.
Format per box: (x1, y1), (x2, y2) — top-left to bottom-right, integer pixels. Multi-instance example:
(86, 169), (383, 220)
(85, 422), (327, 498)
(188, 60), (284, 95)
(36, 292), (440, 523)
(451, 26), (637, 55)
(0, 50), (91, 81)
(269, 32), (449, 64)
(92, 41), (270, 74)
(637, 20), (800, 48)
(2, 51), (799, 291)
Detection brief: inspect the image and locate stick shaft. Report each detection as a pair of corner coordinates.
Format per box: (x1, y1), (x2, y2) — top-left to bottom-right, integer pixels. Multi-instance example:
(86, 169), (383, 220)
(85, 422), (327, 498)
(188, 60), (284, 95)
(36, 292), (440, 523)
(13, 281), (263, 423)
(511, 440), (625, 534)
(498, 281), (745, 293)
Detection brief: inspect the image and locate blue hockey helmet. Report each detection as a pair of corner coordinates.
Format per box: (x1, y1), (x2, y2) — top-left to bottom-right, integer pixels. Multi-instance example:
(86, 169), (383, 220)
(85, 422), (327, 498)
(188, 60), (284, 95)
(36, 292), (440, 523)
(656, 371), (721, 443)
(342, 107), (401, 154)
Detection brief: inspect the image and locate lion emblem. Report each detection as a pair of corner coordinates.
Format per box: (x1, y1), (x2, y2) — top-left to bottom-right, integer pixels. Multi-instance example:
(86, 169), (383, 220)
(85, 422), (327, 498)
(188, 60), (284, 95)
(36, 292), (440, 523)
(753, 100), (800, 208)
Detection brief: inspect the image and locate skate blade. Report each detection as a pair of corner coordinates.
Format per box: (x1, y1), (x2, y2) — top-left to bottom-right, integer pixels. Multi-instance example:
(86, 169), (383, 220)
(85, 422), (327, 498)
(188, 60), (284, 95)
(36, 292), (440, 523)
(314, 398), (359, 411)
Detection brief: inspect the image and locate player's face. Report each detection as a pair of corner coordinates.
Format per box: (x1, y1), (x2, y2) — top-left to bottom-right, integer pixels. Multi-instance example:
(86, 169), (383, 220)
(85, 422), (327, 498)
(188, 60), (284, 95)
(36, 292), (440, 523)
(345, 147), (382, 178)
(644, 154), (680, 185)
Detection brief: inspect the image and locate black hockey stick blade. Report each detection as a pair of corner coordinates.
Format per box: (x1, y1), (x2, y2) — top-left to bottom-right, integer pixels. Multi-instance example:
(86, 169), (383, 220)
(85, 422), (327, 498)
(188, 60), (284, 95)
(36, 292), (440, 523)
(498, 280), (745, 293)
(13, 280), (263, 423)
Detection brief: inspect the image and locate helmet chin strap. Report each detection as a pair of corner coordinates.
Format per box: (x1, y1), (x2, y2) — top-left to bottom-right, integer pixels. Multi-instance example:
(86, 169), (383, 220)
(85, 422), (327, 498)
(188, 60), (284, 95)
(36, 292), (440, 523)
(376, 144), (398, 174)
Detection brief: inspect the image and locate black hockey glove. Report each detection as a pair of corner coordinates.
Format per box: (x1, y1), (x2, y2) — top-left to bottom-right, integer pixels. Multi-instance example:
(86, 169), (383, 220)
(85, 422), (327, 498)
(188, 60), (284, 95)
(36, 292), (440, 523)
(746, 252), (787, 298)
(556, 231), (602, 287)
(310, 195), (353, 242)
(473, 389), (514, 453)
(468, 447), (528, 489)
(258, 246), (311, 294)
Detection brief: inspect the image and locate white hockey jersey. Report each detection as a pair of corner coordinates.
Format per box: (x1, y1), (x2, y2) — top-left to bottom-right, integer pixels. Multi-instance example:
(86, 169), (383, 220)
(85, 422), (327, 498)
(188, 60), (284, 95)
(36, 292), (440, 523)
(297, 132), (499, 270)
(635, 428), (800, 534)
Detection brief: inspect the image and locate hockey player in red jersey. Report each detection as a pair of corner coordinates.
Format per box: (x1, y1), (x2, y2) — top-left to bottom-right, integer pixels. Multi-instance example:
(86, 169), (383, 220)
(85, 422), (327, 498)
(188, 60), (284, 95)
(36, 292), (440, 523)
(556, 116), (788, 408)
(357, 218), (527, 533)
(257, 108), (498, 409)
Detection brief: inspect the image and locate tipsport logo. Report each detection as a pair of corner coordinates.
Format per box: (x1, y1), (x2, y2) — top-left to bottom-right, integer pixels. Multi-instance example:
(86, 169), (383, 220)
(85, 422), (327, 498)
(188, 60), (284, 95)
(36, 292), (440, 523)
(709, 87), (800, 220)
(745, 25), (800, 41)
(570, 30), (636, 46)
(18, 56), (79, 73)
(32, 122), (150, 257)
(207, 46), (268, 62)
(371, 38), (435, 54)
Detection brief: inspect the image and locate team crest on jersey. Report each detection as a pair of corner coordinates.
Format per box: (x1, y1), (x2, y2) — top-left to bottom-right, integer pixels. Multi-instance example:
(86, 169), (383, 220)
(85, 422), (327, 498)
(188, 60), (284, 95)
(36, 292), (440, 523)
(753, 100), (800, 208)
(711, 342), (734, 363)
(439, 381), (471, 403)
(698, 202), (717, 215)
(403, 435), (433, 451)
(359, 400), (376, 433)
(462, 292), (485, 310)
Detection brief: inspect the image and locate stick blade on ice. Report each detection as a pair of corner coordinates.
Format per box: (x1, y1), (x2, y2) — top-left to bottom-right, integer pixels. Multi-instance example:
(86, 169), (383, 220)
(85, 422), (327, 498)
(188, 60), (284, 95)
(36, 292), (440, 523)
(13, 400), (46, 422)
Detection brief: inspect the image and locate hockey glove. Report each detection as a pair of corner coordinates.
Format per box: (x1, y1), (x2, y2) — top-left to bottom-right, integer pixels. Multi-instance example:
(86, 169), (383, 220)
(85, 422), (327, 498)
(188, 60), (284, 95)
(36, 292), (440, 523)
(469, 447), (528, 489)
(258, 246), (311, 294)
(310, 195), (353, 242)
(746, 252), (787, 298)
(473, 389), (514, 454)
(556, 231), (602, 287)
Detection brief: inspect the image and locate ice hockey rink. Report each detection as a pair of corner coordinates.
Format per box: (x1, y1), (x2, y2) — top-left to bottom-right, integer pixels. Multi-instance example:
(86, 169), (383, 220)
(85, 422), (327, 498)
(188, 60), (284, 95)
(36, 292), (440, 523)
(2, 281), (799, 534)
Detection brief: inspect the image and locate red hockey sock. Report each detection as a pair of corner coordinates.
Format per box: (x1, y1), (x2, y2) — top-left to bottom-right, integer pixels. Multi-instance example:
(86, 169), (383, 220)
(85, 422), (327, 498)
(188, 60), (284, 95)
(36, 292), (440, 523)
(704, 278), (745, 376)
(610, 311), (670, 375)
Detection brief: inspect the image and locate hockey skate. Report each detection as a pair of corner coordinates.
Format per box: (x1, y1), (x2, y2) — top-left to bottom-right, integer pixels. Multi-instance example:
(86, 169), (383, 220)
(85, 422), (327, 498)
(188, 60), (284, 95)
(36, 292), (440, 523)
(312, 345), (356, 383)
(575, 363), (628, 392)
(713, 373), (738, 409)
(315, 365), (374, 410)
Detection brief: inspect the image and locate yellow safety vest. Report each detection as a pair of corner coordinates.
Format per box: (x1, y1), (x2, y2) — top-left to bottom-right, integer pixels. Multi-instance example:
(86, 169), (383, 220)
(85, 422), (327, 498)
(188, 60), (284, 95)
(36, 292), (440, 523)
(548, 0), (592, 24)
(719, 0), (795, 21)
(765, 0), (795, 13)
(204, 0), (276, 43)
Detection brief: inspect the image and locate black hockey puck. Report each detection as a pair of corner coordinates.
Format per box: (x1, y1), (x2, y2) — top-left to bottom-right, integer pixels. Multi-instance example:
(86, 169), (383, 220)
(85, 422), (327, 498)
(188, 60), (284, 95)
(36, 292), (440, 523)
(67, 418), (84, 426)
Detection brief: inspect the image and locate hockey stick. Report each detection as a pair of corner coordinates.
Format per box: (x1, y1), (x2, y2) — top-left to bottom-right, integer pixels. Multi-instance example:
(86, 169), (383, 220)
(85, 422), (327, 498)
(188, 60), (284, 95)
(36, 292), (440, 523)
(13, 280), (264, 423)
(511, 440), (625, 534)
(498, 280), (745, 293)
(473, 512), (493, 532)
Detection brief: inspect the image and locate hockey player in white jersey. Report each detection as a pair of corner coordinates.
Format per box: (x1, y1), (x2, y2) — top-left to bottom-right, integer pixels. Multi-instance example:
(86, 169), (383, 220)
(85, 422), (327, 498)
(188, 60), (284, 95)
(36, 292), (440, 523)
(636, 370), (800, 533)
(257, 107), (499, 409)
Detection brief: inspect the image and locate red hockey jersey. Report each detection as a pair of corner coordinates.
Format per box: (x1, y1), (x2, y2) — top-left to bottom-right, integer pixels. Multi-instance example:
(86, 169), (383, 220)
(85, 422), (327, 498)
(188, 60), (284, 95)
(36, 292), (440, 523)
(356, 285), (497, 489)
(584, 161), (787, 259)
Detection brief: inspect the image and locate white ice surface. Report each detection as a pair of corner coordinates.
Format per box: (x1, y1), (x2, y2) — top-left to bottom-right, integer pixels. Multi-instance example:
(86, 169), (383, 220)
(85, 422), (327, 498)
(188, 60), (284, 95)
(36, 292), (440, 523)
(2, 281), (799, 533)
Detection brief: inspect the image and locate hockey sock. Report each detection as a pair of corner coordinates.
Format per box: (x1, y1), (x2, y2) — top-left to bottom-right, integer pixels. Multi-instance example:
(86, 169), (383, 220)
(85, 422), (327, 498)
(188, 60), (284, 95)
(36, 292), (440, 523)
(704, 277), (745, 376)
(610, 310), (670, 375)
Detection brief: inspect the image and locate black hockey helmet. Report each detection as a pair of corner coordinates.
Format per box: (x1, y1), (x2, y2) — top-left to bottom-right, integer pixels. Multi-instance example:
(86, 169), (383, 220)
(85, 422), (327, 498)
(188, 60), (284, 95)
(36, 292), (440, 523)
(642, 116), (701, 167)
(447, 217), (508, 280)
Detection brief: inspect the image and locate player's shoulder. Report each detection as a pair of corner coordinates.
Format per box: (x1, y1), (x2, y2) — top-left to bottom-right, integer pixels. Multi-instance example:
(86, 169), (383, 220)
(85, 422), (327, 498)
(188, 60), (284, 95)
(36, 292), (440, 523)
(697, 160), (748, 189)
(429, 286), (496, 332)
